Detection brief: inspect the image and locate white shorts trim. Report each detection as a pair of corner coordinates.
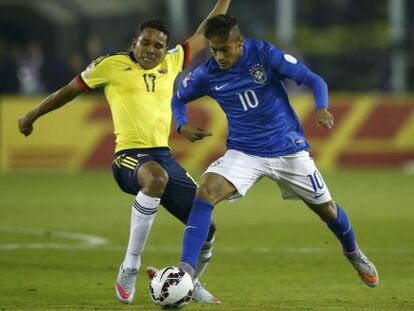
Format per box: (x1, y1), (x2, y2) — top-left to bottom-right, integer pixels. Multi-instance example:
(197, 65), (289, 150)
(204, 150), (332, 204)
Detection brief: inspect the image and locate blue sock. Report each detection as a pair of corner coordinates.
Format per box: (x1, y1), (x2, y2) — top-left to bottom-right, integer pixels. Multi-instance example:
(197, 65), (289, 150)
(326, 205), (356, 253)
(181, 199), (214, 269)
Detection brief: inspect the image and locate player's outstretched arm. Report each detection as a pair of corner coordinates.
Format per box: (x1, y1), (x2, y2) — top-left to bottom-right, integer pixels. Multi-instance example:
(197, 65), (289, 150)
(18, 79), (83, 136)
(268, 46), (334, 129)
(301, 71), (334, 129)
(185, 0), (231, 61)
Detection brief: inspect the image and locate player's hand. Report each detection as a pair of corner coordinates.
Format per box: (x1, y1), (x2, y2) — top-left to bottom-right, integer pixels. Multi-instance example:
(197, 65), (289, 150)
(315, 108), (334, 129)
(18, 115), (35, 136)
(179, 123), (213, 142)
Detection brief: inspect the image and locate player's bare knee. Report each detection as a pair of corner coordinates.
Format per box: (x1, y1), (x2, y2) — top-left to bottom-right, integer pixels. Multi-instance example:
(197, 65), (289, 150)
(140, 167), (169, 197)
(196, 184), (219, 204)
(319, 200), (337, 221)
(306, 199), (337, 221)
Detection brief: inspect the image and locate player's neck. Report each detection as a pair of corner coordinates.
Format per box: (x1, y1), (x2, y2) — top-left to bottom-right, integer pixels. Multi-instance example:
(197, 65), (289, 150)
(238, 47), (244, 60)
(232, 45), (244, 67)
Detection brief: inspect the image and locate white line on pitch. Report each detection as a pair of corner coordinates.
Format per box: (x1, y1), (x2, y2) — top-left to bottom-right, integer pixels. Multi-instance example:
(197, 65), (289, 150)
(0, 226), (107, 250)
(0, 226), (412, 254)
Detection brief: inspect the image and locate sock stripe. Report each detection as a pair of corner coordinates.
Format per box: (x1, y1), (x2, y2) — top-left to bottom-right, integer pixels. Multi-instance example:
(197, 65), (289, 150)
(343, 225), (352, 236)
(134, 205), (157, 215)
(133, 200), (157, 212)
(133, 200), (157, 215)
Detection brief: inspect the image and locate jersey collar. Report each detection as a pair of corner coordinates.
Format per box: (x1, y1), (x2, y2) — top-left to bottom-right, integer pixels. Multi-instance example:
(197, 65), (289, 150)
(232, 40), (249, 68)
(129, 51), (138, 63)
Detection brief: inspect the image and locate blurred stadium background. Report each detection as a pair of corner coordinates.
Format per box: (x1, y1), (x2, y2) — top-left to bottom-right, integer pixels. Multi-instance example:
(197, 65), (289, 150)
(1, 0), (414, 171)
(1, 1), (414, 310)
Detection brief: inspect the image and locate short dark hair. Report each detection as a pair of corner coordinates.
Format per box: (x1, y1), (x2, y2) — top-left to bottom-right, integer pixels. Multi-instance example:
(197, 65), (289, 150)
(204, 14), (240, 40)
(137, 19), (170, 44)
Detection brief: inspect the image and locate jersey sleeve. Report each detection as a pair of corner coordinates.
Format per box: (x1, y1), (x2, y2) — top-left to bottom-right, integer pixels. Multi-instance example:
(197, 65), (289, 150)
(267, 45), (310, 84)
(177, 67), (208, 102)
(172, 67), (208, 131)
(78, 56), (111, 90)
(267, 44), (329, 109)
(167, 44), (190, 74)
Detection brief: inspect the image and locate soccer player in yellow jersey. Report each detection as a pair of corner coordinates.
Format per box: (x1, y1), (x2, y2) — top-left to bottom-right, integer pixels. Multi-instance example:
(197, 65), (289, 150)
(18, 0), (231, 305)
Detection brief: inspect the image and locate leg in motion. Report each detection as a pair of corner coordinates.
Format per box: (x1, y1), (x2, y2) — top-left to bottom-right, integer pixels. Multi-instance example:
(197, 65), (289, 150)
(180, 173), (236, 277)
(146, 222), (220, 304)
(147, 161), (224, 304)
(306, 200), (379, 287)
(116, 160), (168, 303)
(192, 222), (220, 304)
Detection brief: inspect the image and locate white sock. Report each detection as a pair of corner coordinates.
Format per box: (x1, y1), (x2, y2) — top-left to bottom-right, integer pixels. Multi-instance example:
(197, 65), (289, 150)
(122, 191), (160, 269)
(193, 236), (215, 280)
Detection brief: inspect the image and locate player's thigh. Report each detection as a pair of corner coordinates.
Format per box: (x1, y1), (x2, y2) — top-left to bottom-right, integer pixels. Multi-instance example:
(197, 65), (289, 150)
(159, 157), (198, 224)
(112, 153), (155, 195)
(204, 149), (265, 201)
(274, 151), (332, 204)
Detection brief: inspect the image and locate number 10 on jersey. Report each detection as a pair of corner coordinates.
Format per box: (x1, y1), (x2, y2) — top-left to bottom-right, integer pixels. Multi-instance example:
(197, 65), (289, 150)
(237, 89), (259, 111)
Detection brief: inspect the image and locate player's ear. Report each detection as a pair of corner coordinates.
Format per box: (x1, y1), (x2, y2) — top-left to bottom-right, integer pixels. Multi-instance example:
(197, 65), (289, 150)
(131, 39), (137, 50)
(237, 35), (244, 48)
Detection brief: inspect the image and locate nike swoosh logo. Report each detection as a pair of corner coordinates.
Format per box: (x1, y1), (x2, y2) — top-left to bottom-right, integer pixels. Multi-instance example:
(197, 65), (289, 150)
(116, 283), (130, 299)
(214, 84), (229, 91)
(185, 225), (197, 230)
(314, 192), (325, 199)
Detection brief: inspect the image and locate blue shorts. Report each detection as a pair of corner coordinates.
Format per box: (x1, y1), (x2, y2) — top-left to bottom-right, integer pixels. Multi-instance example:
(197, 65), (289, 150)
(112, 148), (197, 224)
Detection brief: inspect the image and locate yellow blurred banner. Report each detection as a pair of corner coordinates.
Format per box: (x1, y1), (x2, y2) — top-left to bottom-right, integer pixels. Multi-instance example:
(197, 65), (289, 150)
(1, 95), (113, 171)
(1, 94), (414, 172)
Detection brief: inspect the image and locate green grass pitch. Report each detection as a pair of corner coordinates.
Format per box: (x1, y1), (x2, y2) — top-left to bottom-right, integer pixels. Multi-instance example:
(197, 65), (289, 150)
(0, 169), (413, 310)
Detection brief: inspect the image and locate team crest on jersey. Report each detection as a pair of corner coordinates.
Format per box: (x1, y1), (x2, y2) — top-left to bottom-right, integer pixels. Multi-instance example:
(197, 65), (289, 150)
(158, 69), (168, 74)
(249, 64), (266, 84)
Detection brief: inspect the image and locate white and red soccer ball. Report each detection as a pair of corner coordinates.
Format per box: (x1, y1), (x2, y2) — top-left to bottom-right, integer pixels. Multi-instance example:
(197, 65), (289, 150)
(149, 266), (193, 309)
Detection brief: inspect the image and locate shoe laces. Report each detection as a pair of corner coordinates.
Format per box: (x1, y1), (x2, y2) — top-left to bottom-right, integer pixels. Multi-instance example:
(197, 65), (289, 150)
(118, 267), (138, 290)
(358, 253), (370, 265)
(349, 252), (374, 274)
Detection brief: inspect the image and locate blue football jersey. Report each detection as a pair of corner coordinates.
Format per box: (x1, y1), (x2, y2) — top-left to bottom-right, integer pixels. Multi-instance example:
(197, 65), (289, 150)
(173, 38), (328, 157)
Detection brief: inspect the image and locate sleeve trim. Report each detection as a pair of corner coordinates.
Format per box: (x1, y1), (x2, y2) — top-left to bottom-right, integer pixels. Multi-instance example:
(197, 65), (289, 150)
(182, 42), (191, 69)
(76, 74), (92, 92)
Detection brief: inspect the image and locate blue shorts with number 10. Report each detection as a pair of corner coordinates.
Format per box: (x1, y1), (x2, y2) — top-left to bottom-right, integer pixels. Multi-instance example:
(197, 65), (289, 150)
(112, 147), (196, 224)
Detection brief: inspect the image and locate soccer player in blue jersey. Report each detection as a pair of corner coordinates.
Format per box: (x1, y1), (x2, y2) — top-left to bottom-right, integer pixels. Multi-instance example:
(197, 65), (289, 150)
(171, 14), (379, 289)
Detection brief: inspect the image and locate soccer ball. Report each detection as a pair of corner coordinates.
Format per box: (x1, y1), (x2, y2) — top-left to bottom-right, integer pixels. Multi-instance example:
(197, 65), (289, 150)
(149, 266), (193, 309)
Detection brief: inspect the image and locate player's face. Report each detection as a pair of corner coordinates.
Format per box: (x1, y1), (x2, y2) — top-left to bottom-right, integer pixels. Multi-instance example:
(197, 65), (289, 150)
(134, 28), (168, 70)
(208, 35), (243, 70)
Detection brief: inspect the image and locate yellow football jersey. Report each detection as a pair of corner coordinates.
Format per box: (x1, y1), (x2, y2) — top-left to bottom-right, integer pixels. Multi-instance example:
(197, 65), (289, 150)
(78, 45), (186, 152)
